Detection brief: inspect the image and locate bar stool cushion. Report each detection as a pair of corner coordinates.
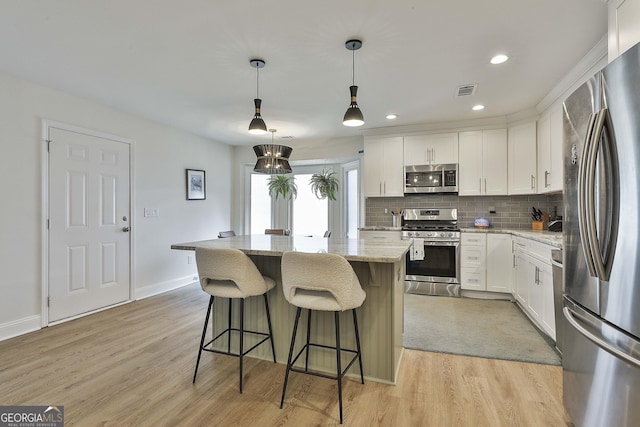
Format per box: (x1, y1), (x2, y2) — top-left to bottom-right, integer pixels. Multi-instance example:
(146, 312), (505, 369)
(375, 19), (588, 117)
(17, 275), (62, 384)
(196, 248), (275, 298)
(281, 252), (365, 311)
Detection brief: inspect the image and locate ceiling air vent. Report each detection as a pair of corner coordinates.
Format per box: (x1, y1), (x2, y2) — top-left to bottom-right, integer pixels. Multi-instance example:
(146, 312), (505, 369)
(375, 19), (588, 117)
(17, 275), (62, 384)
(456, 84), (478, 97)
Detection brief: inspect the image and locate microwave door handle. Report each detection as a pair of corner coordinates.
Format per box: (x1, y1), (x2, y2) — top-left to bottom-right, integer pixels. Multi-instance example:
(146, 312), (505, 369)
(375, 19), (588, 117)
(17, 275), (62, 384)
(578, 112), (598, 278)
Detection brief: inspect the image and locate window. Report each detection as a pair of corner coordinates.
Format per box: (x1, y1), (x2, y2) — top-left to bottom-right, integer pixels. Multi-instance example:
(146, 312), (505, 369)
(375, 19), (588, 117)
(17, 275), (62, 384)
(345, 168), (359, 238)
(292, 173), (328, 236)
(250, 173), (271, 234)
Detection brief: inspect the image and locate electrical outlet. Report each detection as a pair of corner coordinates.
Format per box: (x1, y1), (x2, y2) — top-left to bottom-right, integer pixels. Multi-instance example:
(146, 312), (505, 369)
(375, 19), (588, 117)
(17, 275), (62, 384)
(489, 206), (496, 214)
(187, 255), (193, 264)
(144, 208), (159, 217)
(384, 208), (388, 214)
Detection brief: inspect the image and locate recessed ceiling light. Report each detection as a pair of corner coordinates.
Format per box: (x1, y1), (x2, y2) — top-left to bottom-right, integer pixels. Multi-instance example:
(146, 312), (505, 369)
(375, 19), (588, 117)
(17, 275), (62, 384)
(386, 114), (398, 120)
(490, 54), (509, 65)
(472, 105), (485, 111)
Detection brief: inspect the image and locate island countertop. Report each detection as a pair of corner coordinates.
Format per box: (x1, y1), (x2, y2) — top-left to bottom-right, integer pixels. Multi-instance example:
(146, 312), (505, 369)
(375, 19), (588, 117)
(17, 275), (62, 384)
(171, 234), (411, 263)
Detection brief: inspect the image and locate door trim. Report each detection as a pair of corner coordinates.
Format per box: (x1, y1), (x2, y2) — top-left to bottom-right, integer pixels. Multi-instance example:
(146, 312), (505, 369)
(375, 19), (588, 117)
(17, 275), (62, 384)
(41, 119), (136, 326)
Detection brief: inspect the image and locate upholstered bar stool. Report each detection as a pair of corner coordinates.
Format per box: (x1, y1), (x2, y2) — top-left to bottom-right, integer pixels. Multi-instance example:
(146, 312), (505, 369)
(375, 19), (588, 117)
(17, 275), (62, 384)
(279, 251), (366, 424)
(193, 247), (276, 393)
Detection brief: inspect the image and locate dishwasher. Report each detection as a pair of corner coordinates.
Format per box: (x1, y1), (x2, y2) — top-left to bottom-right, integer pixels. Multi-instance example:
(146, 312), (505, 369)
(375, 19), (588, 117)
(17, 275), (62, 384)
(551, 248), (563, 355)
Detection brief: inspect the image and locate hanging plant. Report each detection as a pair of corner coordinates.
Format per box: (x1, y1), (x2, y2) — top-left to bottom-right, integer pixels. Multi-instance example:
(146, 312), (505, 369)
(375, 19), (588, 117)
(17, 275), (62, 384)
(309, 168), (339, 201)
(268, 175), (297, 200)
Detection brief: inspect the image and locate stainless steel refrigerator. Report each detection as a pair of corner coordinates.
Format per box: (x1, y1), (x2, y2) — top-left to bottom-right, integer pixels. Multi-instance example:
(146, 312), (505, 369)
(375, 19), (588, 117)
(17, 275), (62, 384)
(562, 41), (640, 427)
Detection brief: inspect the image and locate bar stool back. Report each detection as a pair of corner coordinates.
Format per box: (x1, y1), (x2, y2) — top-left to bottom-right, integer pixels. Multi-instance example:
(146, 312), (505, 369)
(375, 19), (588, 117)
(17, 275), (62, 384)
(279, 251), (366, 424)
(193, 247), (276, 393)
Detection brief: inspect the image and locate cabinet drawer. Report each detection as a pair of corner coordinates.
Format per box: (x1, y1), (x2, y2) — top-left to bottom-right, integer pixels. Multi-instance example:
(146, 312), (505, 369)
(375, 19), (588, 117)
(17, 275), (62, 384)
(461, 246), (486, 267)
(462, 233), (487, 246)
(461, 267), (486, 291)
(358, 230), (402, 241)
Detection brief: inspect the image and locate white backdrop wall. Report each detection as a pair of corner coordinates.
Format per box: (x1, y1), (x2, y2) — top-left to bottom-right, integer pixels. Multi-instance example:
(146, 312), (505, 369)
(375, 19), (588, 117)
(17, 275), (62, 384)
(0, 70), (232, 340)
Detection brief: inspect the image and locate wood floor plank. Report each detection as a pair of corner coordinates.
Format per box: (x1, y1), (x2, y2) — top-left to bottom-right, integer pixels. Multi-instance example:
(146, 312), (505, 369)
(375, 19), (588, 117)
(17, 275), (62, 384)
(0, 284), (570, 426)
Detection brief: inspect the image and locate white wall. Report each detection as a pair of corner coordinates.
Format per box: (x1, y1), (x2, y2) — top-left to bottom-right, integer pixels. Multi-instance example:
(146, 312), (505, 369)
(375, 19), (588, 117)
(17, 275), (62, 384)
(0, 70), (232, 340)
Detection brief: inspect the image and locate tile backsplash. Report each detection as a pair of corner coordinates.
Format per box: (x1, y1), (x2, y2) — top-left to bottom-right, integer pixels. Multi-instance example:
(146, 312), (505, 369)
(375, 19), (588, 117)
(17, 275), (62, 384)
(365, 193), (564, 230)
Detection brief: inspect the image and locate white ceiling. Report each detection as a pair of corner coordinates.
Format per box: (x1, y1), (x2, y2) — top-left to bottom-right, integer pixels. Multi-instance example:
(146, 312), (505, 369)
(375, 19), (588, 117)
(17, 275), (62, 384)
(0, 0), (607, 146)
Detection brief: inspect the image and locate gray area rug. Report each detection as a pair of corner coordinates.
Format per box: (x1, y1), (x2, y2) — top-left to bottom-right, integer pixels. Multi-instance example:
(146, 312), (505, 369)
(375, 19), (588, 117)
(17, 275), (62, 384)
(403, 294), (561, 366)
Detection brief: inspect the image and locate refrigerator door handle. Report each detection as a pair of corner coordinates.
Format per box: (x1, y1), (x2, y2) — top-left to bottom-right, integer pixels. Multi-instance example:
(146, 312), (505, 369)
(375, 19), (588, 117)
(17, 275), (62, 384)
(578, 112), (598, 277)
(586, 108), (619, 281)
(564, 306), (640, 369)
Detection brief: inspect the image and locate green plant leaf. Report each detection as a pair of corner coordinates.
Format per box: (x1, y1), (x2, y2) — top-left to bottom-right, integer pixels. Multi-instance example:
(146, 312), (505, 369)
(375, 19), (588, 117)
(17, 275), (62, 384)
(309, 168), (339, 201)
(268, 175), (297, 200)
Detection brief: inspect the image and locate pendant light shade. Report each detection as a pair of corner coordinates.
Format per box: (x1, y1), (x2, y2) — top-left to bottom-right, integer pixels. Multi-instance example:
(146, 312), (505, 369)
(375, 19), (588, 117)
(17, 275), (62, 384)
(248, 59), (268, 135)
(253, 129), (293, 174)
(343, 39), (364, 127)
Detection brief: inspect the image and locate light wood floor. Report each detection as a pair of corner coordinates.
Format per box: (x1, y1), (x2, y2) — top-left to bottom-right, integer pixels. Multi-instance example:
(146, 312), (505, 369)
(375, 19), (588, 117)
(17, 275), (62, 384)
(0, 284), (570, 426)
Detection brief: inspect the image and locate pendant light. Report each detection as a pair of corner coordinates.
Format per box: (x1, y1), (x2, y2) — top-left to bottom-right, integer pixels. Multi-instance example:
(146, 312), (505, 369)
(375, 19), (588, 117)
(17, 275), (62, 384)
(248, 59), (268, 135)
(253, 129), (293, 174)
(343, 39), (364, 127)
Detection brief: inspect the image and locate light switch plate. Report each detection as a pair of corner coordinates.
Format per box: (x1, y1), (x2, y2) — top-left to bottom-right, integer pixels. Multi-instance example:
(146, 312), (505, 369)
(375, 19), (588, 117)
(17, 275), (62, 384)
(144, 208), (159, 217)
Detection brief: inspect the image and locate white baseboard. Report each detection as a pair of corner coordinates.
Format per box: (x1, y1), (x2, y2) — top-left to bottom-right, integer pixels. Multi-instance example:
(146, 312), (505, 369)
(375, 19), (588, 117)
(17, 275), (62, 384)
(134, 275), (198, 300)
(0, 315), (41, 342)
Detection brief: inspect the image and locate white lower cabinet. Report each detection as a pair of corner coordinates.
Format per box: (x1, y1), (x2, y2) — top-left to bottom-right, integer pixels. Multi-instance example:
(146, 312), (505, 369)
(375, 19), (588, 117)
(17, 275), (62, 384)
(358, 230), (402, 241)
(461, 233), (512, 293)
(513, 237), (556, 340)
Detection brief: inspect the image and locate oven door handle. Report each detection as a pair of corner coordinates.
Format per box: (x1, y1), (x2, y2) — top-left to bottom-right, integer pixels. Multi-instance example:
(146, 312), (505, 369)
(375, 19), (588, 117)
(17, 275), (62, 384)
(422, 241), (460, 247)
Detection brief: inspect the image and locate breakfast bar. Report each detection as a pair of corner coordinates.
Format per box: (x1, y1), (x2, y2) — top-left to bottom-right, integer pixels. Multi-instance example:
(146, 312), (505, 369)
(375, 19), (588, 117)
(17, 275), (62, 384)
(172, 235), (410, 384)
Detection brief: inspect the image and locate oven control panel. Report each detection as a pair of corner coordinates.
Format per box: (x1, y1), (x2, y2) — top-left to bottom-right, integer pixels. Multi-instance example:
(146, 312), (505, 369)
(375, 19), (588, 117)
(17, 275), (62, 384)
(402, 231), (460, 240)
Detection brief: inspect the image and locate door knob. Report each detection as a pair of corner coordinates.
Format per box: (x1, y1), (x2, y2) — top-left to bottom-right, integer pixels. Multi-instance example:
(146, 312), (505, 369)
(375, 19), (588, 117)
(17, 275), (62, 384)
(122, 226), (130, 232)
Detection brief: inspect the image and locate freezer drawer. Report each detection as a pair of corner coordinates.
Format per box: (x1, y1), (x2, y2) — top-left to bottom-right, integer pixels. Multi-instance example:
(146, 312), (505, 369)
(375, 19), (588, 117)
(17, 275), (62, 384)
(563, 297), (640, 427)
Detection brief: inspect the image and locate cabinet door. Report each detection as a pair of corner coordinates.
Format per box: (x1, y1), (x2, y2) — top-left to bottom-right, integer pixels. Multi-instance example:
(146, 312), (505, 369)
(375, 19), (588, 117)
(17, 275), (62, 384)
(514, 251), (530, 306)
(537, 115), (552, 192)
(528, 262), (544, 319)
(429, 133), (459, 164)
(548, 104), (564, 192)
(383, 137), (405, 196)
(486, 233), (512, 293)
(458, 131), (483, 196)
(540, 263), (556, 339)
(608, 0), (640, 61)
(403, 135), (428, 166)
(364, 138), (384, 197)
(482, 129), (508, 195)
(461, 268), (486, 291)
(508, 122), (537, 195)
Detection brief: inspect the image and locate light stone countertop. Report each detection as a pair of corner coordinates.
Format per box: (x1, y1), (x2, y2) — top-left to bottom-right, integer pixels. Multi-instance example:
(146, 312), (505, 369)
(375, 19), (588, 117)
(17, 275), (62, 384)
(358, 226), (403, 231)
(460, 227), (563, 248)
(171, 234), (411, 263)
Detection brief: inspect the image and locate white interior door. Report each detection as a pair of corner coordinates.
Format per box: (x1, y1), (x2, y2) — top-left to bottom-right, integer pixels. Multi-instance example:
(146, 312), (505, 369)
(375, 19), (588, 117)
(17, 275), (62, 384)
(48, 127), (131, 322)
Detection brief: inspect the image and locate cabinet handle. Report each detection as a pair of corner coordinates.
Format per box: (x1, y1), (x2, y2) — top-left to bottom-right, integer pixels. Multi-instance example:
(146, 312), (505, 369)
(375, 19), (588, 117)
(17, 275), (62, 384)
(384, 181), (386, 194)
(484, 178), (487, 193)
(379, 182), (382, 195)
(432, 148), (435, 163)
(531, 175), (535, 190)
(545, 170), (550, 188)
(513, 254), (516, 268)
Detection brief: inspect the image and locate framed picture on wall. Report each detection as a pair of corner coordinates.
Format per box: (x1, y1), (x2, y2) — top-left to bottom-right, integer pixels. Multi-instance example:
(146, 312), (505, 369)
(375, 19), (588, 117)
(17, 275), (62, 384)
(186, 169), (206, 200)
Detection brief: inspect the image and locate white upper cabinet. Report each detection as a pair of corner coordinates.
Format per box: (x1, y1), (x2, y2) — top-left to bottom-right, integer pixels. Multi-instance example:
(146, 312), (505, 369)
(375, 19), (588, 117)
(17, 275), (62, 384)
(537, 104), (563, 193)
(508, 122), (537, 195)
(608, 0), (640, 62)
(403, 133), (458, 166)
(363, 136), (404, 198)
(459, 129), (507, 196)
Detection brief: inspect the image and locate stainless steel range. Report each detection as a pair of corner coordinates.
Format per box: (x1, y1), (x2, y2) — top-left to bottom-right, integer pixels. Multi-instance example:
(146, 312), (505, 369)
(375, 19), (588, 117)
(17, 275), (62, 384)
(402, 208), (461, 297)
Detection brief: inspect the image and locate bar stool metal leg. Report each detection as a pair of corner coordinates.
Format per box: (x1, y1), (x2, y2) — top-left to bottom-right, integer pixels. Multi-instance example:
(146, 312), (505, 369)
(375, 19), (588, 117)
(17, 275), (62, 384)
(227, 298), (233, 353)
(239, 298), (245, 394)
(193, 295), (214, 383)
(263, 294), (277, 363)
(280, 307), (302, 409)
(352, 309), (364, 384)
(334, 311), (343, 424)
(305, 309), (312, 371)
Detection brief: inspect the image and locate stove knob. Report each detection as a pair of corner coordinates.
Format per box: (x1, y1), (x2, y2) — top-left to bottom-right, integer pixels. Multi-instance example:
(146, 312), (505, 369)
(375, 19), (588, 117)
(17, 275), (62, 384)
(447, 232), (453, 237)
(407, 232), (413, 237)
(427, 232), (434, 237)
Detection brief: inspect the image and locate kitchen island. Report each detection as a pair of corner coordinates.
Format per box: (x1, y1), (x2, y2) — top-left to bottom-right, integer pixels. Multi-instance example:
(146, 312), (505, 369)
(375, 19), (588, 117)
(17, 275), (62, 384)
(172, 235), (411, 384)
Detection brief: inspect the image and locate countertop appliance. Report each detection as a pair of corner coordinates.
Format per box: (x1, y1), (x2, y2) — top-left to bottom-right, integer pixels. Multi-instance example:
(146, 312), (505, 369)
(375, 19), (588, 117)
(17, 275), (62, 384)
(401, 208), (460, 297)
(404, 164), (458, 194)
(562, 42), (640, 427)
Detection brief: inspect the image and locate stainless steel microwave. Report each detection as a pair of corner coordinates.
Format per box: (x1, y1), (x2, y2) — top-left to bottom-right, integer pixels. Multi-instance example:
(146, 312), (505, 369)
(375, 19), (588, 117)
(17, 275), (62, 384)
(404, 164), (458, 194)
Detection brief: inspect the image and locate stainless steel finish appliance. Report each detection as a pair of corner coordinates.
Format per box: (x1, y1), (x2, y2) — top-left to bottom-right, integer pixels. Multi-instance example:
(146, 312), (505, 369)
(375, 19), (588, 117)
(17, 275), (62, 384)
(404, 164), (458, 194)
(551, 248), (564, 355)
(562, 42), (640, 427)
(402, 208), (460, 297)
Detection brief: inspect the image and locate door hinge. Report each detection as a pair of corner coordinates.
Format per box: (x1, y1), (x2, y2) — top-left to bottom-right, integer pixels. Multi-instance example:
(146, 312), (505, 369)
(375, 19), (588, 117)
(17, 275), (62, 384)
(47, 297), (50, 307)
(46, 139), (51, 152)
(47, 219), (49, 229)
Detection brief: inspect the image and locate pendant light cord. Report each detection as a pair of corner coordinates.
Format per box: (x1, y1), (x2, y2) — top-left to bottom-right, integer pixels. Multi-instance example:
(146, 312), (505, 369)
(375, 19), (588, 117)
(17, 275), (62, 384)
(352, 47), (355, 86)
(256, 66), (260, 98)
